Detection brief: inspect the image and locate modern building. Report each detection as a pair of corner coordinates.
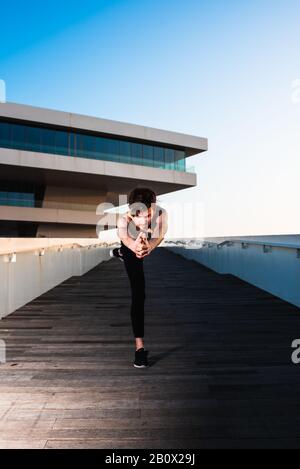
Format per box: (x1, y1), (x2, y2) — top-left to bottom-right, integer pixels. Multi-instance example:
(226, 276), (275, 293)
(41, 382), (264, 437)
(0, 102), (207, 237)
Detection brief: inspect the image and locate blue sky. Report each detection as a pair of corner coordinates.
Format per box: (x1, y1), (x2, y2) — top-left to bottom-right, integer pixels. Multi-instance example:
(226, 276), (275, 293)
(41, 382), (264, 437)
(1, 0), (299, 237)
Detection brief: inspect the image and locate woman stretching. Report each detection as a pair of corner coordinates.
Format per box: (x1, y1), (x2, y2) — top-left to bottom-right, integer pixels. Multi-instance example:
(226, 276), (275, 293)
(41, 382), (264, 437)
(110, 187), (168, 368)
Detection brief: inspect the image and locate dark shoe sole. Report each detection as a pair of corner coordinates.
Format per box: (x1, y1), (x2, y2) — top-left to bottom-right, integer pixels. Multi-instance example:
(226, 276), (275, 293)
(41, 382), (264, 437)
(109, 248), (124, 262)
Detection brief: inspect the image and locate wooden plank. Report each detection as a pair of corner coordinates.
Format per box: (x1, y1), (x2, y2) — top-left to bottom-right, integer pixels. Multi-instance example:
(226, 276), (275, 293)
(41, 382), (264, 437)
(0, 247), (299, 448)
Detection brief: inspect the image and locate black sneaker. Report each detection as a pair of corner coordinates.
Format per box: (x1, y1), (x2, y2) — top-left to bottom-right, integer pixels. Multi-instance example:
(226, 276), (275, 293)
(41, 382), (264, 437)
(109, 247), (124, 262)
(133, 348), (149, 368)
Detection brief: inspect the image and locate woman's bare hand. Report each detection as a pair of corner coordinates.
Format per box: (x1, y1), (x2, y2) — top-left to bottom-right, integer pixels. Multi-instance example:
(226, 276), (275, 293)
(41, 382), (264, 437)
(134, 233), (151, 258)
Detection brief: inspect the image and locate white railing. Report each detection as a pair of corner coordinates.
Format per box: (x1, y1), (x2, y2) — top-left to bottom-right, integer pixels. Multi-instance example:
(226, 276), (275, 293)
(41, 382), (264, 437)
(0, 240), (111, 319)
(166, 235), (300, 308)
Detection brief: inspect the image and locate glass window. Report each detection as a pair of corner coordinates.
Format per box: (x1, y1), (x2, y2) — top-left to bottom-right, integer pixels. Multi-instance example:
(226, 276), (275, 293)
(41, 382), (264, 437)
(40, 127), (56, 154)
(25, 193), (32, 207)
(174, 150), (185, 171)
(86, 135), (97, 158)
(165, 148), (175, 170)
(76, 133), (85, 158)
(0, 191), (8, 205)
(0, 181), (42, 208)
(132, 142), (143, 165)
(18, 192), (25, 207)
(26, 126), (41, 152)
(0, 122), (12, 148)
(94, 136), (107, 160)
(174, 150), (185, 162)
(153, 146), (165, 169)
(176, 158), (185, 171)
(119, 140), (132, 164)
(0, 190), (35, 207)
(0, 120), (188, 172)
(10, 192), (18, 206)
(26, 193), (35, 207)
(76, 133), (95, 159)
(106, 138), (119, 162)
(11, 124), (26, 150)
(69, 131), (76, 156)
(143, 144), (154, 167)
(55, 130), (69, 155)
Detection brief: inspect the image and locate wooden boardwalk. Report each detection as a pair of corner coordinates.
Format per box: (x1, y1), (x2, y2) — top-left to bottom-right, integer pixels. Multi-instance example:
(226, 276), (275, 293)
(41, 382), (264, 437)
(0, 247), (300, 449)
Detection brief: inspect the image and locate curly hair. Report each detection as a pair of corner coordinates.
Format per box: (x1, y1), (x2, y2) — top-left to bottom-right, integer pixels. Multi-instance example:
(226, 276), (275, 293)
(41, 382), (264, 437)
(128, 187), (157, 210)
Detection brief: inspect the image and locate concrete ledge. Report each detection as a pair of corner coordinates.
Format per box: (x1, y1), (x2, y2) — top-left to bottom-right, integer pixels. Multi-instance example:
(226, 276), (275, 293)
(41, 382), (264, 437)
(0, 147), (197, 194)
(0, 101), (208, 155)
(0, 238), (109, 255)
(0, 205), (117, 226)
(0, 244), (110, 319)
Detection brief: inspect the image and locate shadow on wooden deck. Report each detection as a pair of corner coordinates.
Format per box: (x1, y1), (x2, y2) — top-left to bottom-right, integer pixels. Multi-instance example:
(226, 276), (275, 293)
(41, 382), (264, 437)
(0, 247), (299, 449)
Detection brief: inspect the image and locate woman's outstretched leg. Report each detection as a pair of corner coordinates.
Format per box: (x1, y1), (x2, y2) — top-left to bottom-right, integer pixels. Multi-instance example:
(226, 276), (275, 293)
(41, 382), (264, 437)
(120, 242), (148, 366)
(121, 244), (145, 343)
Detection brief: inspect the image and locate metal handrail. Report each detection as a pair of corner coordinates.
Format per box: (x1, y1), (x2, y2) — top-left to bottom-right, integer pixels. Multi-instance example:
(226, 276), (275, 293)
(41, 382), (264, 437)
(0, 240), (116, 256)
(201, 238), (300, 251)
(164, 236), (300, 251)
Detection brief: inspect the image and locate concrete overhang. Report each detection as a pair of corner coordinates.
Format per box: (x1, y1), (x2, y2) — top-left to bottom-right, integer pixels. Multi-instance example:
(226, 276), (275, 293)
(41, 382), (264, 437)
(0, 148), (197, 196)
(0, 205), (117, 228)
(0, 102), (208, 157)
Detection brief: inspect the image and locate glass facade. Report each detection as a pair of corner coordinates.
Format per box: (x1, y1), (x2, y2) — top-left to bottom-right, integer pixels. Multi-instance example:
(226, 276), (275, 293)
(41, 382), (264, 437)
(0, 191), (35, 207)
(0, 119), (187, 171)
(0, 181), (45, 208)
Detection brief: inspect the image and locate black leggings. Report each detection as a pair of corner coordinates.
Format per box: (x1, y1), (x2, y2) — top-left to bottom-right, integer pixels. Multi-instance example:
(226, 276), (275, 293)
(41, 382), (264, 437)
(120, 241), (145, 338)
